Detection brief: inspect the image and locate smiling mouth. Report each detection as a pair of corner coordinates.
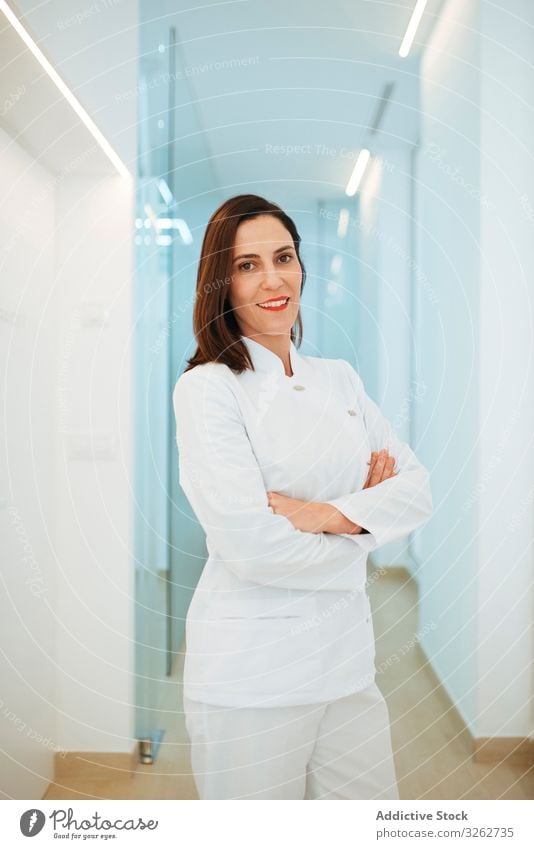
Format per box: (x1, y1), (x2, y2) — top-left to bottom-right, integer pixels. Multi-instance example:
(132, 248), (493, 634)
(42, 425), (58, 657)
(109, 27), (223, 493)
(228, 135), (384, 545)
(256, 297), (290, 311)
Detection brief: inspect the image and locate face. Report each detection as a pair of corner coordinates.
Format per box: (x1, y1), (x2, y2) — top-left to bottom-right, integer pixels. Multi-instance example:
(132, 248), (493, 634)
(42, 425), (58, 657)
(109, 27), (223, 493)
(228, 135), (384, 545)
(227, 214), (302, 340)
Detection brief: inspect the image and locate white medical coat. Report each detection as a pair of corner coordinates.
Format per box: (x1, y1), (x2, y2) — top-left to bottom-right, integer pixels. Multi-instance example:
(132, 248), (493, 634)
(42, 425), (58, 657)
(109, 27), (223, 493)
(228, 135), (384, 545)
(173, 335), (432, 708)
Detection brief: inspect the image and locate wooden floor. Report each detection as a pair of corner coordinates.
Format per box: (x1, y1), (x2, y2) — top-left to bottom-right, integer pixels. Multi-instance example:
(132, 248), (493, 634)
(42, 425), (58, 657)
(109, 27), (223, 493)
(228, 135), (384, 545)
(43, 568), (534, 800)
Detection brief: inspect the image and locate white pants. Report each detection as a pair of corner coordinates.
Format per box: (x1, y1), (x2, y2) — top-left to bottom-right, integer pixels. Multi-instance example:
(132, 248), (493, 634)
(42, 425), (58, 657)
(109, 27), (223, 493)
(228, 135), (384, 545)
(183, 682), (400, 800)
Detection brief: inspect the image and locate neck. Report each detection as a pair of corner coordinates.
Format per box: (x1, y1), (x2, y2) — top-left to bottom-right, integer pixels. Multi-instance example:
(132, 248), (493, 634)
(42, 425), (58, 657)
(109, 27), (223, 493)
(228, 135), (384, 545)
(243, 332), (293, 377)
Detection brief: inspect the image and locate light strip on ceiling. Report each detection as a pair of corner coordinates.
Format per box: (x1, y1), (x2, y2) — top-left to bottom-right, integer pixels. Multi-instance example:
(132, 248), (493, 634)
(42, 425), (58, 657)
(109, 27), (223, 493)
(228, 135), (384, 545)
(345, 149), (371, 197)
(337, 208), (350, 238)
(158, 178), (175, 206)
(399, 0), (429, 58)
(330, 254), (342, 275)
(175, 219), (193, 245)
(0, 0), (130, 178)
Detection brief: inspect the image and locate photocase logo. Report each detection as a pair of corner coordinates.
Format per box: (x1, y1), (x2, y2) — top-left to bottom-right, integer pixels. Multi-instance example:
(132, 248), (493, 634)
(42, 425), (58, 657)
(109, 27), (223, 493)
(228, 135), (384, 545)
(20, 809), (45, 836)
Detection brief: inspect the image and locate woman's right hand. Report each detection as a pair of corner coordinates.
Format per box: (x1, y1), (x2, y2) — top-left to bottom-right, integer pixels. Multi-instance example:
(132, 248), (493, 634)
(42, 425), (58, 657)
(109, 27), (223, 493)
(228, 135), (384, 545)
(363, 448), (398, 489)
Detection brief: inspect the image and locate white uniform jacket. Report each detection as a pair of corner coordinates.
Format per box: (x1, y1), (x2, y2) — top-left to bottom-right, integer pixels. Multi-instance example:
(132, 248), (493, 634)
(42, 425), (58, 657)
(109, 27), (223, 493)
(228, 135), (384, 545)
(173, 335), (432, 708)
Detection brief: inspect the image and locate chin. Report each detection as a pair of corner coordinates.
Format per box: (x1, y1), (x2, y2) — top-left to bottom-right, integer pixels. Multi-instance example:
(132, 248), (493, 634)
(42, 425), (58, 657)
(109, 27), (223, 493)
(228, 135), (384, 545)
(258, 319), (294, 333)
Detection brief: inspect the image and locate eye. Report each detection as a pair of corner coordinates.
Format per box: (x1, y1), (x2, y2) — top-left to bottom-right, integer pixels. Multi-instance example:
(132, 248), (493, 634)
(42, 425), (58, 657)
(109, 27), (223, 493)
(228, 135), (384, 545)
(238, 261), (255, 272)
(279, 253), (294, 263)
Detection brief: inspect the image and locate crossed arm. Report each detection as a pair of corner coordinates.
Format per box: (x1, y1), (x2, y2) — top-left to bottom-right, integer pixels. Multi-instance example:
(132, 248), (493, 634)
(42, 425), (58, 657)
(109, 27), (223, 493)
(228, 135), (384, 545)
(173, 361), (432, 590)
(267, 448), (398, 535)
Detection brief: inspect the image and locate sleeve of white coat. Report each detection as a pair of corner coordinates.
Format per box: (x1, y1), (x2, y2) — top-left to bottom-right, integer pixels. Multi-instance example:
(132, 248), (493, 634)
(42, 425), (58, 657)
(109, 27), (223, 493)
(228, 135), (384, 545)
(173, 364), (369, 591)
(324, 360), (433, 551)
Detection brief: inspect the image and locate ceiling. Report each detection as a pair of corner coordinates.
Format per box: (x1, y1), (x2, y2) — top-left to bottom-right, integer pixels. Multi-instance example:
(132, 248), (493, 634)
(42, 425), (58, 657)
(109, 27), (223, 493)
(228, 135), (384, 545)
(0, 0), (446, 198)
(139, 0), (446, 203)
(0, 11), (116, 176)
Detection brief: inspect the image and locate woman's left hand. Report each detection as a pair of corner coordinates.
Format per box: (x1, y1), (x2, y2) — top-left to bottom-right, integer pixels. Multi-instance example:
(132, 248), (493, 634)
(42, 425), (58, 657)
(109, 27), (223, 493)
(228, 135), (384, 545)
(267, 492), (361, 535)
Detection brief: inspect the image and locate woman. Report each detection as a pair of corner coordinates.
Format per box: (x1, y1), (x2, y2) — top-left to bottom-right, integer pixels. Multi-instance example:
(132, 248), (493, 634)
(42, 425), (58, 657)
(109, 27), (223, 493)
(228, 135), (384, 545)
(173, 194), (432, 800)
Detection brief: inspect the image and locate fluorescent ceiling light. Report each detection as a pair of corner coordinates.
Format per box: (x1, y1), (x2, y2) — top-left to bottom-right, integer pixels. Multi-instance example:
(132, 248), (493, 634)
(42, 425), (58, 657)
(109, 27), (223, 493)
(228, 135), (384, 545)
(345, 149), (371, 197)
(175, 219), (193, 245)
(0, 0), (130, 178)
(399, 0), (429, 58)
(337, 208), (350, 238)
(361, 157), (383, 206)
(330, 254), (342, 275)
(158, 178), (175, 206)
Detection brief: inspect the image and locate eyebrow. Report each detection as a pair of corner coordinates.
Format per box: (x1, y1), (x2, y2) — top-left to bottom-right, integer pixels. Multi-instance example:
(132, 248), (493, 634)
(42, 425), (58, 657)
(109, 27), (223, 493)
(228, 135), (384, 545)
(232, 244), (294, 264)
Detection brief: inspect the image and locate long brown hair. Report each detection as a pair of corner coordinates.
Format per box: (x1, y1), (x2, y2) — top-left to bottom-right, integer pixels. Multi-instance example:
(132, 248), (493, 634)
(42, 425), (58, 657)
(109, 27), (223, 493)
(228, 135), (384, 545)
(183, 194), (306, 374)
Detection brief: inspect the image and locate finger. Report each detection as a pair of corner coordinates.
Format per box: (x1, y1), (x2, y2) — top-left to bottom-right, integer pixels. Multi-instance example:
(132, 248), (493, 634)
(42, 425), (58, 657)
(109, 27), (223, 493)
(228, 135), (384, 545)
(381, 455), (396, 482)
(364, 452), (378, 487)
(378, 451), (395, 480)
(365, 452), (380, 487)
(370, 449), (388, 486)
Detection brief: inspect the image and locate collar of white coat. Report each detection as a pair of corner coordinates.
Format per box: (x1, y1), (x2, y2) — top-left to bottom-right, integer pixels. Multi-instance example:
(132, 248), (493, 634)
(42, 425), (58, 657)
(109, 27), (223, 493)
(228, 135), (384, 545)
(239, 334), (305, 378)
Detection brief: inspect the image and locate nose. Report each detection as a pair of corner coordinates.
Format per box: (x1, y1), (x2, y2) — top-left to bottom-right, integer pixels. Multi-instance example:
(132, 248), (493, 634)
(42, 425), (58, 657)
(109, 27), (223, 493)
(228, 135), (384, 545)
(258, 261), (288, 290)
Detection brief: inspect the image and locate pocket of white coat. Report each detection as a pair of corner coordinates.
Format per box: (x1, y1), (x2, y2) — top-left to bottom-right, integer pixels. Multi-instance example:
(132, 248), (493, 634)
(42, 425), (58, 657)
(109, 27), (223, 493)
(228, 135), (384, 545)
(216, 597), (315, 621)
(186, 596), (323, 698)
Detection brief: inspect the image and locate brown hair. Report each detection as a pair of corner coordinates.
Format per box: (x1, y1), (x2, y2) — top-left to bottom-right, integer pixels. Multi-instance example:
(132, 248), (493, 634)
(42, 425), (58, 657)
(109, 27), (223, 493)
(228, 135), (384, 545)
(183, 194), (306, 374)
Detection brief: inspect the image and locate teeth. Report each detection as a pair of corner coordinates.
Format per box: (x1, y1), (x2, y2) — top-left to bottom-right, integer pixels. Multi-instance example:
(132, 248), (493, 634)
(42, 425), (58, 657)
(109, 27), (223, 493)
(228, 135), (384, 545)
(258, 298), (288, 308)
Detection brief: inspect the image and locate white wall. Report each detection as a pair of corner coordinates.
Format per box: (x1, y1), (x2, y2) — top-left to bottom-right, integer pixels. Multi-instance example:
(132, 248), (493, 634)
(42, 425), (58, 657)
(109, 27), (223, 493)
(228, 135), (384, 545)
(0, 140), (135, 800)
(417, 0), (534, 739)
(416, 0), (481, 734)
(54, 175), (135, 754)
(0, 1), (138, 798)
(477, 0), (534, 738)
(0, 128), (58, 800)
